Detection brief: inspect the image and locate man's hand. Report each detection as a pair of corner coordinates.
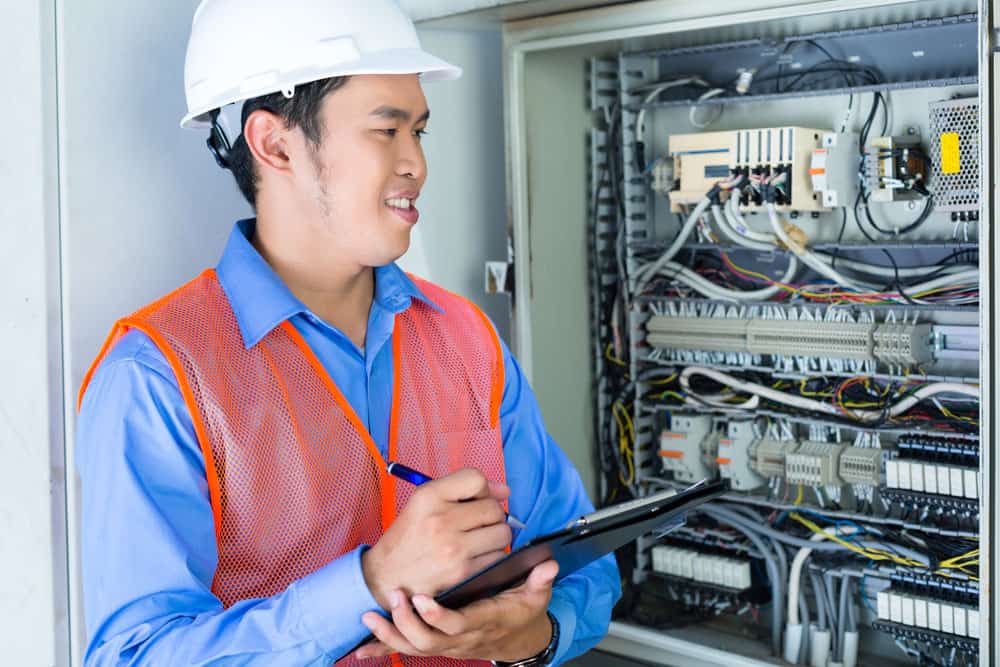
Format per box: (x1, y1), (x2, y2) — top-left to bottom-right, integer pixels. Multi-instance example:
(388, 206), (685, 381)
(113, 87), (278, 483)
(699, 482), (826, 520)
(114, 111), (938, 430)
(355, 560), (559, 662)
(362, 468), (512, 610)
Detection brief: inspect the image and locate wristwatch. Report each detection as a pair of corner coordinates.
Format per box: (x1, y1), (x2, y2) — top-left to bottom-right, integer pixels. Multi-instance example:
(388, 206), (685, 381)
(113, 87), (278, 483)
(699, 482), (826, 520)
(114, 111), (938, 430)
(492, 612), (560, 667)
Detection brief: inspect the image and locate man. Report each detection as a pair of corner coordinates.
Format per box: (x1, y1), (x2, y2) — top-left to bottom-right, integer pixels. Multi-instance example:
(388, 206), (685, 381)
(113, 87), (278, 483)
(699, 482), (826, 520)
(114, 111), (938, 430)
(76, 1), (620, 665)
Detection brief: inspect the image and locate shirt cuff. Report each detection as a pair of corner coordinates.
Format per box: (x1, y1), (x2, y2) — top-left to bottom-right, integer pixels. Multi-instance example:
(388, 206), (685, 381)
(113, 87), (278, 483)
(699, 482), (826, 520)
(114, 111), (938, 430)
(547, 588), (578, 665)
(292, 545), (382, 656)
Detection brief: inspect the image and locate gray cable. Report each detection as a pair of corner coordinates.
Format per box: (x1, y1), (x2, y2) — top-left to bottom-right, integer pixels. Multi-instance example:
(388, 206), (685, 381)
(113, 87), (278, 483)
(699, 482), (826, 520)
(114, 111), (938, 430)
(702, 505), (846, 551)
(701, 507), (783, 654)
(825, 571), (840, 659)
(798, 590), (811, 665)
(846, 579), (858, 632)
(809, 570), (827, 631)
(838, 574), (851, 662)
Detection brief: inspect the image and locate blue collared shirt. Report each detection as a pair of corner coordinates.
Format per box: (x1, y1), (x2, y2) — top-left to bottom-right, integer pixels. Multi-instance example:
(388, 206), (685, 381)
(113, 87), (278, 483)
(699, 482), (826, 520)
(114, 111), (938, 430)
(77, 220), (620, 666)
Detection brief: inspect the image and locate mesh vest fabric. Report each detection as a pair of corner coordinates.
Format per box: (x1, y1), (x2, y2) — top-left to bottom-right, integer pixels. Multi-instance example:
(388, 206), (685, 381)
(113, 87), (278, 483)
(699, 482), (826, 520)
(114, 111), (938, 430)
(79, 269), (505, 667)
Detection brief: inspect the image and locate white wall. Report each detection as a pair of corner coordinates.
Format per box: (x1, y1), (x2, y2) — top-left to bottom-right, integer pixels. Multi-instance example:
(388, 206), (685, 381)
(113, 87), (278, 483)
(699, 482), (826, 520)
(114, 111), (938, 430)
(0, 3), (508, 664)
(402, 29), (511, 341)
(0, 2), (64, 665)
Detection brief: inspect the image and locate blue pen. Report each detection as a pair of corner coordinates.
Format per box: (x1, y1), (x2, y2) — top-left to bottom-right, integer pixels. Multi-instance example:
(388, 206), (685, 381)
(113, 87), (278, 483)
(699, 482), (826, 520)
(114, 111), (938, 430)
(387, 461), (527, 530)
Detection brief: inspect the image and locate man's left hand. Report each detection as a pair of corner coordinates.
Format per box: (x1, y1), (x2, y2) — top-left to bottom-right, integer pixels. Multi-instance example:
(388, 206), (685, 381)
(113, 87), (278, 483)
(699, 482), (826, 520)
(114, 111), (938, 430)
(354, 560), (559, 662)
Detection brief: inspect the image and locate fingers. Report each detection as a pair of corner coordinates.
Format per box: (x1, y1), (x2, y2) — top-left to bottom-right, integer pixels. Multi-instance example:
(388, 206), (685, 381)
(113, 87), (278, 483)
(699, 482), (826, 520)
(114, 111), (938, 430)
(358, 609), (420, 658)
(464, 520), (512, 552)
(353, 639), (394, 660)
(487, 480), (511, 501)
(523, 560), (559, 591)
(450, 498), (507, 531)
(411, 594), (471, 636)
(430, 468), (497, 502)
(387, 589), (455, 655)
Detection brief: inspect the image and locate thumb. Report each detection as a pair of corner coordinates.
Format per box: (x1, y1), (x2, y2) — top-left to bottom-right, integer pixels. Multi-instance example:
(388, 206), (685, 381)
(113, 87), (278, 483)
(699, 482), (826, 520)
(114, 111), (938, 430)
(524, 560), (559, 592)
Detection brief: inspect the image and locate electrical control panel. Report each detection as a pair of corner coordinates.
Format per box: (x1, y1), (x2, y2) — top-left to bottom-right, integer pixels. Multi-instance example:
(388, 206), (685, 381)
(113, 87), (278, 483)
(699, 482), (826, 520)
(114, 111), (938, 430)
(508, 1), (986, 665)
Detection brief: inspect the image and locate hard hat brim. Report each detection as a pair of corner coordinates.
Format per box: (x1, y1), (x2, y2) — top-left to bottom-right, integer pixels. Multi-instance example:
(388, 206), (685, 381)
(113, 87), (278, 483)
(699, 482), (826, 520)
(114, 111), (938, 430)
(180, 48), (462, 129)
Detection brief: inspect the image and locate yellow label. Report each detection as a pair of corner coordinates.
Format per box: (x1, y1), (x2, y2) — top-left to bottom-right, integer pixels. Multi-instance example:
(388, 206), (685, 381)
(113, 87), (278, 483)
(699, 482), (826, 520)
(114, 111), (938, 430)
(940, 132), (961, 174)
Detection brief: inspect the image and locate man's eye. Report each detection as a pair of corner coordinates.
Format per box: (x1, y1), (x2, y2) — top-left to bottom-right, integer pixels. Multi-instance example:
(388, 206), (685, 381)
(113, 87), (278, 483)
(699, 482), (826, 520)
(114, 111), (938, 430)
(380, 129), (397, 137)
(415, 128), (429, 139)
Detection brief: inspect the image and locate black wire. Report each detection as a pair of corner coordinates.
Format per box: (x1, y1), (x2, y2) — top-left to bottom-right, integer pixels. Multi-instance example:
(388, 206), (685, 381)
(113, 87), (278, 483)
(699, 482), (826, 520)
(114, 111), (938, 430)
(881, 249), (917, 304)
(828, 207), (848, 270)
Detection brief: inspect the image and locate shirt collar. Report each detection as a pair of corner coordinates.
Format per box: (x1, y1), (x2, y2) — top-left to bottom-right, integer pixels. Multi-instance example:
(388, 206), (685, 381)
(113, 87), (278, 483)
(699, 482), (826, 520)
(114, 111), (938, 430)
(216, 219), (444, 349)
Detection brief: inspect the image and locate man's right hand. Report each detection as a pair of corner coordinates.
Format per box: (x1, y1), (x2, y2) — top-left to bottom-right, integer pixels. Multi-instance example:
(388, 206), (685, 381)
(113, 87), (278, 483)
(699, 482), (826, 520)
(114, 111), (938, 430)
(361, 468), (513, 610)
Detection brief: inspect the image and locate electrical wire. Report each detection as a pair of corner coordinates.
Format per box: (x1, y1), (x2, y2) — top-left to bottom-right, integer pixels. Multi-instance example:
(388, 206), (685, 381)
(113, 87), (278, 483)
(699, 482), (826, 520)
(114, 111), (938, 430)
(679, 366), (979, 424)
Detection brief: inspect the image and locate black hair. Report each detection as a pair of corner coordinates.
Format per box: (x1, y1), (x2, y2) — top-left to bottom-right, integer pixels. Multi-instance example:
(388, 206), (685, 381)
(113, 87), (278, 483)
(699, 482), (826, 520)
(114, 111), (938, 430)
(226, 76), (350, 207)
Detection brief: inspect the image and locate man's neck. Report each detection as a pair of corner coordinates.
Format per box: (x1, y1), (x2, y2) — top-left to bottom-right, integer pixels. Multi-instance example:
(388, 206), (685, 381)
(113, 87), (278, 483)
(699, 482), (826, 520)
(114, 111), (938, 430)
(251, 216), (374, 351)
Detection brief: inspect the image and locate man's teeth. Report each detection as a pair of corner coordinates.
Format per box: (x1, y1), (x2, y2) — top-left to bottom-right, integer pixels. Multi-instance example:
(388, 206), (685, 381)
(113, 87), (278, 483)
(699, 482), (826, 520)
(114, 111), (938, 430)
(386, 198), (412, 209)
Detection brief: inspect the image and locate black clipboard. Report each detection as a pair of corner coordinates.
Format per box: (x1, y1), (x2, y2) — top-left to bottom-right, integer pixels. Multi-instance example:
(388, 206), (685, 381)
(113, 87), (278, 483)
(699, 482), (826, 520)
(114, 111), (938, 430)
(434, 479), (727, 609)
(342, 479), (725, 659)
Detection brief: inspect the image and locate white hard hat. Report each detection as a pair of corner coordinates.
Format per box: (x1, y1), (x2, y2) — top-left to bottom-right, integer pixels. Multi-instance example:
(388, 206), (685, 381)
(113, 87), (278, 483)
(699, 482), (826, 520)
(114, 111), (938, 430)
(180, 0), (462, 130)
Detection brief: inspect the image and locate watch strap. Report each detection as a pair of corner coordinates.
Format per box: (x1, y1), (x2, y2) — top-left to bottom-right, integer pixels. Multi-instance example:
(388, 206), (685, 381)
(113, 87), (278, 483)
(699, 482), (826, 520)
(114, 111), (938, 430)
(492, 611), (560, 667)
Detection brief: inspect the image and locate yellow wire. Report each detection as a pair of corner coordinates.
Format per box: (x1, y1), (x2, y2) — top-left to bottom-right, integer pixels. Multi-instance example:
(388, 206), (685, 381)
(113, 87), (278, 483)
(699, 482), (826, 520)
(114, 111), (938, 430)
(605, 343), (627, 367)
(794, 485), (804, 506)
(723, 253), (975, 303)
(789, 513), (926, 568)
(657, 390), (686, 402)
(611, 402), (635, 485)
(649, 373), (677, 386)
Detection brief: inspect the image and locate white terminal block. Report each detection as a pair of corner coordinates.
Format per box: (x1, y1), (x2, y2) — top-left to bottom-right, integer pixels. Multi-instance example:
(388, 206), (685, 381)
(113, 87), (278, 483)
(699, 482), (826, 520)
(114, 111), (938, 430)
(954, 606), (967, 637)
(650, 545), (751, 591)
(940, 604), (954, 635)
(927, 601), (942, 631)
(785, 441), (845, 486)
(968, 609), (980, 639)
(950, 468), (965, 497)
(937, 465), (952, 496)
(914, 598), (928, 628)
(886, 460), (899, 488)
(881, 592), (976, 638)
(964, 469), (978, 499)
(898, 460), (912, 490)
(923, 463), (938, 495)
(890, 593), (903, 623)
(909, 461), (924, 492)
(877, 591), (891, 620)
(901, 597), (915, 626)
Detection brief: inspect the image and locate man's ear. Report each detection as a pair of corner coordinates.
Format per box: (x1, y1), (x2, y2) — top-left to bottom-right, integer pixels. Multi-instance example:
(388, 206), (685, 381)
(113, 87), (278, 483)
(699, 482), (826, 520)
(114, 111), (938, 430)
(243, 109), (291, 175)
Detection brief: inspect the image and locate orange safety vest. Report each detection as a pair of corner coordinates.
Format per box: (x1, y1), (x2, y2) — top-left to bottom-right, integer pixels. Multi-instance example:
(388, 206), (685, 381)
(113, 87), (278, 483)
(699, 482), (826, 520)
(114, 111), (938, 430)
(79, 269), (506, 667)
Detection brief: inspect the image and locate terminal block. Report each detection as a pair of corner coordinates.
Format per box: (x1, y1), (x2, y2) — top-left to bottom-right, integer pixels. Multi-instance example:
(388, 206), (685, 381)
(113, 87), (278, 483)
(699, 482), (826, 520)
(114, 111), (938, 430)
(838, 447), (885, 486)
(886, 459), (979, 499)
(646, 316), (748, 353)
(659, 414), (719, 483)
(717, 421), (765, 491)
(651, 544), (752, 591)
(746, 318), (874, 360)
(886, 436), (981, 498)
(646, 314), (935, 366)
(877, 590), (979, 639)
(749, 438), (798, 478)
(872, 323), (933, 365)
(785, 441), (845, 486)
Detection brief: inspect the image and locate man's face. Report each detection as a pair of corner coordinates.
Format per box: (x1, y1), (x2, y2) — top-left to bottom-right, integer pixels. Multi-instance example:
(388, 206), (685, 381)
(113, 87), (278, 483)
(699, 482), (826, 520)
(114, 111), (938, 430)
(295, 74), (429, 266)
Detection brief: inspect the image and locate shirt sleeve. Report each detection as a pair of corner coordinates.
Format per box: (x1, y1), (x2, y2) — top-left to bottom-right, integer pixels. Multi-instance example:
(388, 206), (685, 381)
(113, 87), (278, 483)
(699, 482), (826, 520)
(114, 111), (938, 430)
(76, 330), (383, 666)
(496, 336), (622, 665)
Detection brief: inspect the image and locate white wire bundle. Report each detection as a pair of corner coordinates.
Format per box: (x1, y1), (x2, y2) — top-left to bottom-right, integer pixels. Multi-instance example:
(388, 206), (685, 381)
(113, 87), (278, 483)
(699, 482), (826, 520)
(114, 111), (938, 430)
(634, 181), (979, 305)
(679, 365), (979, 423)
